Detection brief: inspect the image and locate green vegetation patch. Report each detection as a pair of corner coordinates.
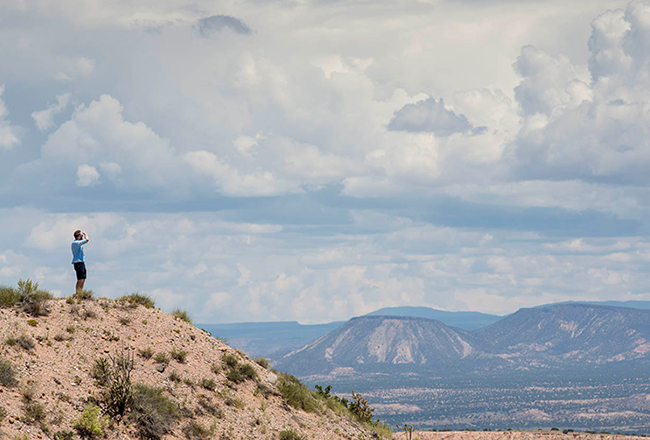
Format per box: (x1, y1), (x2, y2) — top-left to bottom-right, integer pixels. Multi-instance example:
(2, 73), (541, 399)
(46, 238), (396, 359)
(128, 384), (181, 440)
(74, 404), (108, 439)
(172, 308), (192, 324)
(118, 293), (155, 308)
(0, 358), (18, 387)
(277, 374), (319, 412)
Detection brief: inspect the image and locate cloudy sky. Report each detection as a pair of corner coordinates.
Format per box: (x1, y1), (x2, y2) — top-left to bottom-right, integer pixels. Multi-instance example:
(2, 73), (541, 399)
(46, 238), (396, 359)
(2, 0), (650, 324)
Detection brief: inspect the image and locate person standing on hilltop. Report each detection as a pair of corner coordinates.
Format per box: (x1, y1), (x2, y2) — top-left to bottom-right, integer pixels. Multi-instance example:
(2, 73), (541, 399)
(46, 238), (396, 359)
(71, 230), (90, 294)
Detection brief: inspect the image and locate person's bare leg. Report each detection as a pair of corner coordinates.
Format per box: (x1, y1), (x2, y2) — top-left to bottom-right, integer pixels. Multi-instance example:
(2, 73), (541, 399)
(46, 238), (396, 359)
(76, 279), (85, 293)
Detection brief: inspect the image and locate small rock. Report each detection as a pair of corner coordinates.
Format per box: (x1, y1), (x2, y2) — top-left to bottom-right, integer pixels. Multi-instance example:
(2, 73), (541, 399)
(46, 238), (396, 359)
(267, 372), (278, 384)
(156, 364), (166, 373)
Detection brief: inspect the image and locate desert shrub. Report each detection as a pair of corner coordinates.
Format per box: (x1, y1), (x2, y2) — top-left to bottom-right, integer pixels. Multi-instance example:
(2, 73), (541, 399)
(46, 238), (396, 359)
(53, 430), (76, 440)
(101, 350), (134, 419)
(118, 316), (131, 325)
(349, 391), (374, 423)
(210, 363), (220, 374)
(6, 334), (35, 351)
(370, 423), (393, 439)
(53, 333), (71, 342)
(27, 319), (38, 326)
(279, 430), (303, 440)
(118, 293), (155, 308)
(197, 394), (223, 417)
(182, 420), (214, 440)
(138, 347), (154, 359)
(222, 354), (238, 368)
(128, 384), (180, 440)
(226, 367), (243, 384)
(0, 358), (18, 387)
(170, 348), (188, 363)
(74, 404), (108, 439)
(91, 358), (111, 387)
(199, 377), (216, 390)
(169, 371), (182, 383)
(153, 352), (170, 365)
(0, 405), (6, 423)
(254, 356), (269, 369)
(0, 285), (20, 307)
(239, 363), (258, 380)
(277, 374), (318, 412)
(22, 402), (46, 424)
(72, 289), (94, 301)
(17, 279), (53, 316)
(172, 308), (192, 324)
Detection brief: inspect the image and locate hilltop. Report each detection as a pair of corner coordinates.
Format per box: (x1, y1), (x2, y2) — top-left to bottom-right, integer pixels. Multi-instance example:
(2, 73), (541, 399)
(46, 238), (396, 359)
(0, 283), (390, 440)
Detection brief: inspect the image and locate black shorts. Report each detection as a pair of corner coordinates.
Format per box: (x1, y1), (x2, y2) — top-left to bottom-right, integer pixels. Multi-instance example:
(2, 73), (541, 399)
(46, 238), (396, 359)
(74, 262), (87, 280)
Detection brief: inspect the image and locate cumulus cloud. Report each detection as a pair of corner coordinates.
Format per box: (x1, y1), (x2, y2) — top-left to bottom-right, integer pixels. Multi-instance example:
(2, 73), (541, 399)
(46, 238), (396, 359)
(196, 15), (252, 37)
(32, 93), (71, 131)
(388, 97), (473, 136)
(184, 150), (297, 196)
(511, 1), (650, 184)
(41, 94), (180, 189)
(0, 85), (19, 149)
(76, 164), (100, 187)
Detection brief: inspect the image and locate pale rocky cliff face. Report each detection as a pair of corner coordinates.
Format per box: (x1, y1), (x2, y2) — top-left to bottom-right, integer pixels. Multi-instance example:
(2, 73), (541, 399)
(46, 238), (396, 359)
(276, 304), (650, 378)
(277, 315), (486, 375)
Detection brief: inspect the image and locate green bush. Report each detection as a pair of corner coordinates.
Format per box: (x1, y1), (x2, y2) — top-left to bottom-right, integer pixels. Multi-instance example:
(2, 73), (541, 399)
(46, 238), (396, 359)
(172, 308), (192, 324)
(138, 347), (154, 359)
(154, 352), (170, 365)
(6, 334), (35, 351)
(279, 430), (303, 440)
(128, 384), (180, 440)
(72, 289), (94, 301)
(222, 354), (238, 368)
(22, 402), (46, 425)
(254, 356), (269, 369)
(277, 374), (319, 412)
(17, 279), (53, 316)
(74, 404), (108, 439)
(118, 293), (155, 308)
(197, 394), (223, 417)
(0, 286), (20, 307)
(349, 391), (374, 423)
(226, 367), (244, 384)
(0, 358), (18, 387)
(239, 363), (258, 380)
(53, 430), (76, 440)
(169, 371), (182, 383)
(0, 405), (6, 423)
(170, 349), (188, 363)
(199, 377), (216, 390)
(182, 420), (214, 440)
(101, 351), (134, 419)
(91, 358), (111, 387)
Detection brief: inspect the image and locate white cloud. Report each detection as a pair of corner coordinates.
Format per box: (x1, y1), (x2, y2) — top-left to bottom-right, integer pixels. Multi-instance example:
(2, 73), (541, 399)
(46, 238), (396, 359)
(41, 94), (181, 189)
(76, 164), (100, 187)
(0, 85), (19, 149)
(31, 93), (70, 131)
(55, 57), (95, 81)
(184, 150), (298, 196)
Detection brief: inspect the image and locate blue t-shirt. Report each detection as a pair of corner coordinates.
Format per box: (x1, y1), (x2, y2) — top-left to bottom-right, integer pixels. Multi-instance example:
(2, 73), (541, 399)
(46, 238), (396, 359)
(71, 239), (88, 264)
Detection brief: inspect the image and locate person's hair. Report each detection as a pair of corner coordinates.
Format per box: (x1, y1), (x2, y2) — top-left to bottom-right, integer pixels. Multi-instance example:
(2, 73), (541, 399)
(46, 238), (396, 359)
(73, 230), (82, 239)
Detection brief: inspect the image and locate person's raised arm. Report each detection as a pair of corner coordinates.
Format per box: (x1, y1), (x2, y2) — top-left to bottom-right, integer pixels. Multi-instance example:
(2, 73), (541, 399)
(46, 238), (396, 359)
(83, 231), (90, 242)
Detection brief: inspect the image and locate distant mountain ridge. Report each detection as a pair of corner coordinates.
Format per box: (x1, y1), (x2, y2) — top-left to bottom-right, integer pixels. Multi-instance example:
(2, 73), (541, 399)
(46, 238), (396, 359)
(275, 303), (650, 377)
(200, 301), (650, 359)
(366, 306), (502, 330)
